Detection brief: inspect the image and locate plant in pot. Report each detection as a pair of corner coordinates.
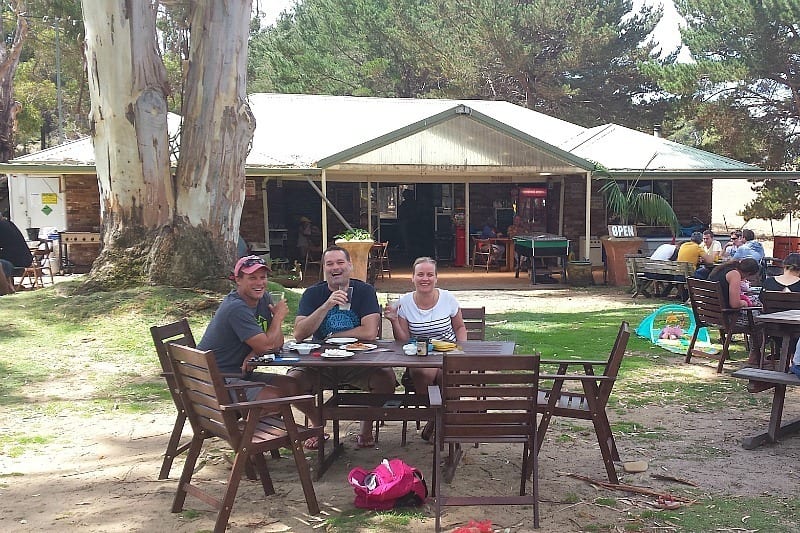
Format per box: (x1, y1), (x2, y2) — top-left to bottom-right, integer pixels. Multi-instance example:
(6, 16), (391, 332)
(334, 228), (374, 282)
(596, 164), (680, 286)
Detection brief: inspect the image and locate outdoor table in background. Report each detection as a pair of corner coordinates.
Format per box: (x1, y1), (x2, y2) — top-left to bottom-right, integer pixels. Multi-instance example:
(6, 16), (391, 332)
(733, 309), (800, 449)
(255, 339), (515, 478)
(512, 234), (569, 284)
(486, 237), (514, 272)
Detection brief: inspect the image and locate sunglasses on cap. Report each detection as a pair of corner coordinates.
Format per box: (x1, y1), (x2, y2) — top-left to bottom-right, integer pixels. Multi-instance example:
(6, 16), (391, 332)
(240, 255), (266, 268)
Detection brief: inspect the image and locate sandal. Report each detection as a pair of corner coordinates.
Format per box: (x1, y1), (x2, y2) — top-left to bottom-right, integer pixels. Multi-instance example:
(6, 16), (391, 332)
(354, 434), (375, 448)
(303, 433), (330, 450)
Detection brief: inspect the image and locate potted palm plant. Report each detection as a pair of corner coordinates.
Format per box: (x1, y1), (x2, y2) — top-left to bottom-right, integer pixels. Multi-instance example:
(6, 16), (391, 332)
(334, 228), (374, 282)
(597, 165), (680, 286)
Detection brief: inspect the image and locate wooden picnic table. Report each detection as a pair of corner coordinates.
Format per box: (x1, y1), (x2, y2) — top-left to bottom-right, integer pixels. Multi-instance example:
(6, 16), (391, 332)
(731, 309), (800, 449)
(255, 339), (515, 478)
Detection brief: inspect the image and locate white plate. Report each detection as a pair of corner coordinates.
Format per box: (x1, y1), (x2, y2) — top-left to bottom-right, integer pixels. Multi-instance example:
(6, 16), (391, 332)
(288, 342), (320, 352)
(344, 342), (377, 351)
(321, 350), (354, 359)
(327, 337), (358, 345)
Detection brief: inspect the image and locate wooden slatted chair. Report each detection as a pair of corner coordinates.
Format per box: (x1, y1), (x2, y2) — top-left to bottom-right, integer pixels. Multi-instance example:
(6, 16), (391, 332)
(400, 307), (487, 445)
(471, 237), (498, 272)
(686, 278), (758, 373)
(150, 319), (197, 480)
(16, 243), (54, 290)
(428, 353), (540, 532)
(166, 343), (321, 533)
(537, 321), (630, 484)
(372, 241), (391, 280)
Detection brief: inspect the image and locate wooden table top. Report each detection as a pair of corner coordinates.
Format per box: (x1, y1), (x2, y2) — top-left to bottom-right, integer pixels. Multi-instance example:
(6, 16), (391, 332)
(254, 339), (515, 369)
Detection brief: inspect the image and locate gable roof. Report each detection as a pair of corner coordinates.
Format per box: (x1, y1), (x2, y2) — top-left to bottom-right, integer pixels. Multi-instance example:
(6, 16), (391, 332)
(3, 94), (796, 180)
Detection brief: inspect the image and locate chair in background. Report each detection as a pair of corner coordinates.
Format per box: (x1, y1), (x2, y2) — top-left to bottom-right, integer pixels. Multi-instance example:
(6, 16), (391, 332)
(400, 307), (487, 445)
(537, 321), (630, 484)
(16, 242), (54, 290)
(304, 245), (323, 281)
(150, 318), (197, 480)
(166, 343), (321, 533)
(372, 241), (391, 280)
(461, 306), (486, 340)
(429, 353), (541, 532)
(686, 278), (758, 373)
(471, 237), (498, 272)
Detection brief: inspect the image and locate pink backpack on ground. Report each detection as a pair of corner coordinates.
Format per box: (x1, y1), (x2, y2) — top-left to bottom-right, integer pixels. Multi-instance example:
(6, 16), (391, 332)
(348, 458), (428, 510)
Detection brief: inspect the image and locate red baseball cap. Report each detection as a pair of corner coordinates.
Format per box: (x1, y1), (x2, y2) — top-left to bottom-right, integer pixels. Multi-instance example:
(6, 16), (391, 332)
(234, 255), (270, 277)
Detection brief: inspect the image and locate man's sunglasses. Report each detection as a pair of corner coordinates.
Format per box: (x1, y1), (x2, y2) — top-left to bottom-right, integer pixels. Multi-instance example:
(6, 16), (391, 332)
(240, 255), (267, 268)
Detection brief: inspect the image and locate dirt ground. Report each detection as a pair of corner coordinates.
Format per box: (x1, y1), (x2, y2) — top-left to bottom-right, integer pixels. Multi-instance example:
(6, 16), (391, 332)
(2, 278), (800, 532)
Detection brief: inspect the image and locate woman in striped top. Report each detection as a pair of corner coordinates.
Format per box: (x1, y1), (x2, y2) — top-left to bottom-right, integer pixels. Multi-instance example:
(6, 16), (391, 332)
(385, 257), (467, 440)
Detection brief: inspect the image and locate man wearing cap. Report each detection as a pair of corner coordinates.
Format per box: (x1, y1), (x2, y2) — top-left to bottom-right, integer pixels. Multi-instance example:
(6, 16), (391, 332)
(289, 245), (396, 449)
(198, 255), (301, 403)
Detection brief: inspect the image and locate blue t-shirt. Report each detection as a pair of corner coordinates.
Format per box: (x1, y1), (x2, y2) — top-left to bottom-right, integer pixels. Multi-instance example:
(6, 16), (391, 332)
(297, 280), (379, 340)
(198, 290), (274, 373)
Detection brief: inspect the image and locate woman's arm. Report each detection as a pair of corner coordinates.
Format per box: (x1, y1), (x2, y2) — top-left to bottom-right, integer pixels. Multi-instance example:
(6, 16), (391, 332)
(726, 269), (745, 308)
(388, 314), (411, 343)
(450, 309), (468, 342)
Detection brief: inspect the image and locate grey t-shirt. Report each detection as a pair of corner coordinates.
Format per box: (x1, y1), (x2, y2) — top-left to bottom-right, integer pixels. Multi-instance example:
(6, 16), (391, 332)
(198, 290), (274, 374)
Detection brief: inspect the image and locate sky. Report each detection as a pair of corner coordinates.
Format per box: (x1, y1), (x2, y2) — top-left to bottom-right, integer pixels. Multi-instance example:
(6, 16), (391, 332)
(262, 0), (687, 58)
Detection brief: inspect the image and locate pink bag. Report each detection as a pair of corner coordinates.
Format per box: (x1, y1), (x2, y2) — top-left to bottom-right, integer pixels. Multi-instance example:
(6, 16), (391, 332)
(348, 458), (428, 510)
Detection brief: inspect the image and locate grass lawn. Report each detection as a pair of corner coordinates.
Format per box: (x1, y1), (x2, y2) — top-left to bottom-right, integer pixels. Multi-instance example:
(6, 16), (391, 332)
(2, 279), (798, 532)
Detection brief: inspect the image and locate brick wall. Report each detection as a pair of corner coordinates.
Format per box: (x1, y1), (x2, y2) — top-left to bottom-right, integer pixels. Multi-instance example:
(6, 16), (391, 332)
(63, 174), (101, 270)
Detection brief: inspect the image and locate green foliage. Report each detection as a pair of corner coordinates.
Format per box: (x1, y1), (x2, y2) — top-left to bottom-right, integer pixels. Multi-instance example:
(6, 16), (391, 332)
(334, 228), (373, 241)
(739, 179), (800, 227)
(646, 0), (800, 170)
(594, 164), (680, 234)
(251, 0), (669, 129)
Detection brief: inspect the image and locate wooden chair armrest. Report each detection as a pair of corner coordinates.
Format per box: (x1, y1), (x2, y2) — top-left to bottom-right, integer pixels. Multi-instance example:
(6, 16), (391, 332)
(539, 359), (609, 366)
(220, 394), (316, 412)
(539, 374), (616, 382)
(428, 385), (443, 407)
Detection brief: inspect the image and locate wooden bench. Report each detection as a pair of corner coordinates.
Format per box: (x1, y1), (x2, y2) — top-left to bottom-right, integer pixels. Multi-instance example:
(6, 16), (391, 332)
(731, 367), (800, 449)
(633, 259), (694, 299)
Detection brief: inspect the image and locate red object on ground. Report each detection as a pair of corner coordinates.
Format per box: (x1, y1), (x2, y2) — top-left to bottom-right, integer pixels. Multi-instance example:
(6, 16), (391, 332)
(451, 520), (493, 533)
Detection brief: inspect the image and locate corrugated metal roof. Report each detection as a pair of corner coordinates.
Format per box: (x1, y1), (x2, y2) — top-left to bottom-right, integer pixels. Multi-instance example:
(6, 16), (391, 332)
(4, 95), (782, 177)
(247, 93), (588, 169)
(562, 123), (759, 172)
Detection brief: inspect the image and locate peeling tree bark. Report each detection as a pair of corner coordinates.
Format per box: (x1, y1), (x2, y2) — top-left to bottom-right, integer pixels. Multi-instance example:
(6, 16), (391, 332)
(81, 0), (254, 289)
(0, 1), (28, 163)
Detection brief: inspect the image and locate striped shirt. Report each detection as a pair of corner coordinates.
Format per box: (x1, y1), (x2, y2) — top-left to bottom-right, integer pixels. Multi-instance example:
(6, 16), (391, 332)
(396, 289), (460, 341)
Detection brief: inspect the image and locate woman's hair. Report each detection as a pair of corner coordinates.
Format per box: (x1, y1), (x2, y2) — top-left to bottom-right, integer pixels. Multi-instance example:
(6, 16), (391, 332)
(412, 256), (437, 274)
(783, 253), (800, 272)
(709, 258), (760, 279)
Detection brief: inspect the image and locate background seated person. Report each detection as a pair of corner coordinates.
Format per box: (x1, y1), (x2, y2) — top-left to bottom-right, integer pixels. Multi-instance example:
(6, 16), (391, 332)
(650, 242), (677, 261)
(289, 245), (396, 449)
(708, 258), (763, 367)
(722, 230), (742, 259)
(701, 230), (722, 261)
(479, 219), (504, 260)
(197, 255), (303, 409)
(677, 231), (714, 280)
(732, 229), (765, 262)
(0, 215), (33, 293)
(506, 215), (532, 270)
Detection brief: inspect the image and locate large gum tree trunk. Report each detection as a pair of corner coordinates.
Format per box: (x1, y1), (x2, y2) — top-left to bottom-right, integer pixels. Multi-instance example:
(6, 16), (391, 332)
(82, 0), (254, 289)
(82, 0), (173, 287)
(153, 0), (255, 286)
(0, 1), (28, 163)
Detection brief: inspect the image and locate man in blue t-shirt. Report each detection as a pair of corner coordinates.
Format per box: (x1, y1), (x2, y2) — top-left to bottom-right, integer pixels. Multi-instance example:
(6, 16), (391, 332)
(290, 245), (396, 449)
(198, 255), (301, 404)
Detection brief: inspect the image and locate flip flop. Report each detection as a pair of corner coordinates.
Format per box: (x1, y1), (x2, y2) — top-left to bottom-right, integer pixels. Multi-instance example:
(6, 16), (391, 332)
(354, 434), (375, 448)
(303, 433), (330, 450)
